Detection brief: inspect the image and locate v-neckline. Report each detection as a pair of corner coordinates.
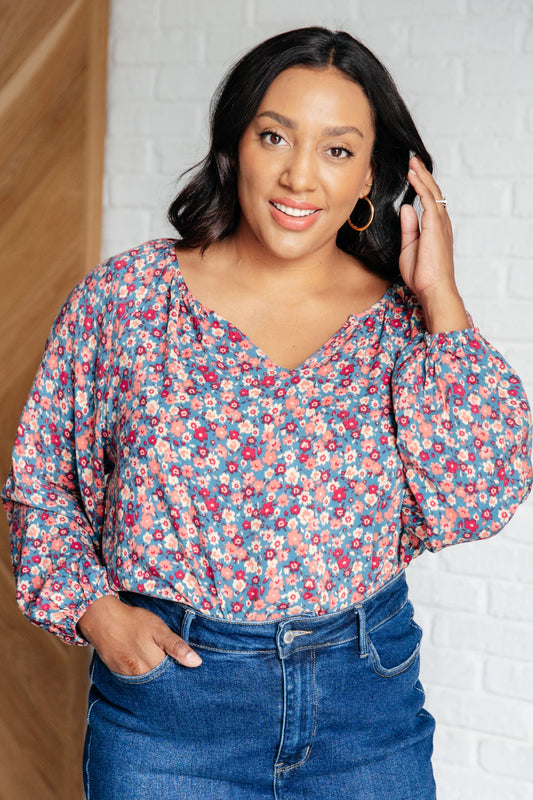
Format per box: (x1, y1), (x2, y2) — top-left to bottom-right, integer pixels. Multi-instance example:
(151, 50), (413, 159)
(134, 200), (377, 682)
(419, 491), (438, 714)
(169, 244), (395, 374)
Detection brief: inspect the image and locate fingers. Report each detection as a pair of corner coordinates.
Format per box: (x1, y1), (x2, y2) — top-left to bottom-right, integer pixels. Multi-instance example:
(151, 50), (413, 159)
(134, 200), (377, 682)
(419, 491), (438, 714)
(407, 157), (453, 250)
(399, 155), (456, 298)
(135, 608), (202, 668)
(156, 628), (202, 668)
(398, 204), (420, 289)
(400, 203), (420, 247)
(407, 155), (447, 212)
(82, 599), (203, 673)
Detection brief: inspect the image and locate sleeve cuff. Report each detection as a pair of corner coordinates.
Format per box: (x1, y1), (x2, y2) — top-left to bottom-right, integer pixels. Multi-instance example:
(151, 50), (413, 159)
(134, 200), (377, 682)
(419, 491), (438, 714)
(423, 319), (486, 359)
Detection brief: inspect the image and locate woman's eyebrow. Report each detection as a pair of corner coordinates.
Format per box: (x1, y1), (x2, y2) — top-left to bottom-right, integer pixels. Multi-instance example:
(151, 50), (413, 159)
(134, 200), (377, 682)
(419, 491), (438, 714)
(256, 110), (364, 138)
(323, 124), (364, 138)
(257, 110), (296, 128)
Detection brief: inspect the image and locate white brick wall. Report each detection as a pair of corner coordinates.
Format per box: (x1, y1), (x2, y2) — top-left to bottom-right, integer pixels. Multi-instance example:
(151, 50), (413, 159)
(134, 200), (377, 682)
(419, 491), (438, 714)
(103, 1), (533, 797)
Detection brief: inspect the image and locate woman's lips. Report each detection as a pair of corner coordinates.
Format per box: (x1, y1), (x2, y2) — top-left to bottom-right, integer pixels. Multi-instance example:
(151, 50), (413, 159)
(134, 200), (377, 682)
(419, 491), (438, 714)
(269, 199), (321, 230)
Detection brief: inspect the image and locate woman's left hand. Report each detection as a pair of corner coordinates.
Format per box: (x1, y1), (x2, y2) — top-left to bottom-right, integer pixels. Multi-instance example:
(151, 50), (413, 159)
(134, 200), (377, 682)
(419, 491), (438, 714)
(399, 155), (469, 333)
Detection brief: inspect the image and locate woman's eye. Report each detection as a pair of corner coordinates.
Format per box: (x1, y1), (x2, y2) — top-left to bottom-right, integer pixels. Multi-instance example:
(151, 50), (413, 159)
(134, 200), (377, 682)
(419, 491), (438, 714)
(328, 146), (353, 159)
(261, 131), (285, 146)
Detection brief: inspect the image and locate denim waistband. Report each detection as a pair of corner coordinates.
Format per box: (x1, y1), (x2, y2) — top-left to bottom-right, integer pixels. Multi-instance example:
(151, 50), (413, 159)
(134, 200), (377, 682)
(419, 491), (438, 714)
(120, 570), (410, 659)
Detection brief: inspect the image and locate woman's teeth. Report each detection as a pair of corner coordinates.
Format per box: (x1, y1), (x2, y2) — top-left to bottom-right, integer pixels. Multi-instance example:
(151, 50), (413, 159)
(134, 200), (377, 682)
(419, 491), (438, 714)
(272, 203), (318, 217)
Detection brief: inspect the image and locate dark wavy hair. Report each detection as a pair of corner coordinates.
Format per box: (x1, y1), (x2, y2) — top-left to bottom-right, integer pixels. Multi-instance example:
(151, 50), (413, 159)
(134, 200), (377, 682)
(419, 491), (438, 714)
(168, 27), (432, 280)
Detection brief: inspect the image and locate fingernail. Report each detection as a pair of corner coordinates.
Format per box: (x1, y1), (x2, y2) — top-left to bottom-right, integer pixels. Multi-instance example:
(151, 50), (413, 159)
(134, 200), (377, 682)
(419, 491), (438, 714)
(186, 650), (202, 667)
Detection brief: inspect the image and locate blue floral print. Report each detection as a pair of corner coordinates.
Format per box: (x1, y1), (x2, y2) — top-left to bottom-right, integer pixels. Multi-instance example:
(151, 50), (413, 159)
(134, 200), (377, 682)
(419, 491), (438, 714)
(2, 239), (531, 644)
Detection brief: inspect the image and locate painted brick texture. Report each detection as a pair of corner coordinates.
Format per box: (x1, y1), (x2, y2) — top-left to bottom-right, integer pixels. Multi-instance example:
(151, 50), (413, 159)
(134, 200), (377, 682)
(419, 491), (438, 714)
(103, 1), (533, 796)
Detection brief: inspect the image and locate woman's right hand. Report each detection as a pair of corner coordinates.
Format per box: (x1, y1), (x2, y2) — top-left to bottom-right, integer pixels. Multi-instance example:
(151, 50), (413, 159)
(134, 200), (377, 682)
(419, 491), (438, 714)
(77, 595), (202, 674)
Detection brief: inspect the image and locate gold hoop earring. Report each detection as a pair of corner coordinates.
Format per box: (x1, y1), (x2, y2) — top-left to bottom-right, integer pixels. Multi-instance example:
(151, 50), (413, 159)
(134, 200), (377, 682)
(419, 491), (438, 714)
(347, 196), (374, 231)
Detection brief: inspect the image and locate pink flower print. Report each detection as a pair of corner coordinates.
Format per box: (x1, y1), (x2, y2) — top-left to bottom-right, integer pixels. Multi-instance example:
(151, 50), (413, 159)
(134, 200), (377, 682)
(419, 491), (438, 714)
(4, 240), (530, 642)
(194, 426), (208, 441)
(343, 417), (358, 430)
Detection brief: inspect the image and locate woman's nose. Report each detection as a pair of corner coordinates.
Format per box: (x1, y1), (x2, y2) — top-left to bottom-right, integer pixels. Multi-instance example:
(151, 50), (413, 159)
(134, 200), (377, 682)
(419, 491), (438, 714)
(279, 147), (318, 193)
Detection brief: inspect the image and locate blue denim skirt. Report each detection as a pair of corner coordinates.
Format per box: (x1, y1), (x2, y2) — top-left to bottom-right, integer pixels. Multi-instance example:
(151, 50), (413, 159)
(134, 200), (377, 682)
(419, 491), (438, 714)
(83, 571), (436, 800)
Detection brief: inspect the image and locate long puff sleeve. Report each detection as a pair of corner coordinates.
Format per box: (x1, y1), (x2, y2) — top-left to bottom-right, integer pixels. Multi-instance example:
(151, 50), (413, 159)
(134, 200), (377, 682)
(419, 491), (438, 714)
(1, 271), (117, 644)
(392, 296), (532, 560)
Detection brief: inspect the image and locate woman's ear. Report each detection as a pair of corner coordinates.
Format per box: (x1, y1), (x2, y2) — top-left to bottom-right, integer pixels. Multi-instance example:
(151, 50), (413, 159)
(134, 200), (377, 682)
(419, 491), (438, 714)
(362, 164), (374, 197)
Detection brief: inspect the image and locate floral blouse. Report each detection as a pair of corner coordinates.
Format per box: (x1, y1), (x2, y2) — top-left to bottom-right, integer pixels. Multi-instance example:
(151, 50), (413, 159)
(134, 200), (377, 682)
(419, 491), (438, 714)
(2, 239), (531, 645)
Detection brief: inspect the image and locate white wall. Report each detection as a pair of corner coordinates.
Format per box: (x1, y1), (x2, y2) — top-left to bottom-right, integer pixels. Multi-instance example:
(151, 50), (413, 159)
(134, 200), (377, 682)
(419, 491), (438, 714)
(103, 1), (533, 797)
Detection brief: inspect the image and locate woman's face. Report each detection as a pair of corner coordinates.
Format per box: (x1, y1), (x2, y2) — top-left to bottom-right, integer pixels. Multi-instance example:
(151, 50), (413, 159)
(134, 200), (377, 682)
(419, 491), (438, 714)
(236, 66), (375, 263)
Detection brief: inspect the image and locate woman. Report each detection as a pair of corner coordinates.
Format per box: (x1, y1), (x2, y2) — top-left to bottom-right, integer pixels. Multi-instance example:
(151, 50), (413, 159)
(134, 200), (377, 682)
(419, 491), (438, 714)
(2, 27), (531, 800)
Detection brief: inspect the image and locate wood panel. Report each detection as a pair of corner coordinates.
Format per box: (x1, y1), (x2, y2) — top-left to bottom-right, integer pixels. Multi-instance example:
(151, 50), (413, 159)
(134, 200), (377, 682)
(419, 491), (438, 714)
(0, 2), (109, 797)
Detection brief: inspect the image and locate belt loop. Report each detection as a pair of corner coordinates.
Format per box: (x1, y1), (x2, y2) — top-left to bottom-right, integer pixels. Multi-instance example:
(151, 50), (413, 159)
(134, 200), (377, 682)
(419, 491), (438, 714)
(180, 609), (196, 643)
(357, 604), (368, 658)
